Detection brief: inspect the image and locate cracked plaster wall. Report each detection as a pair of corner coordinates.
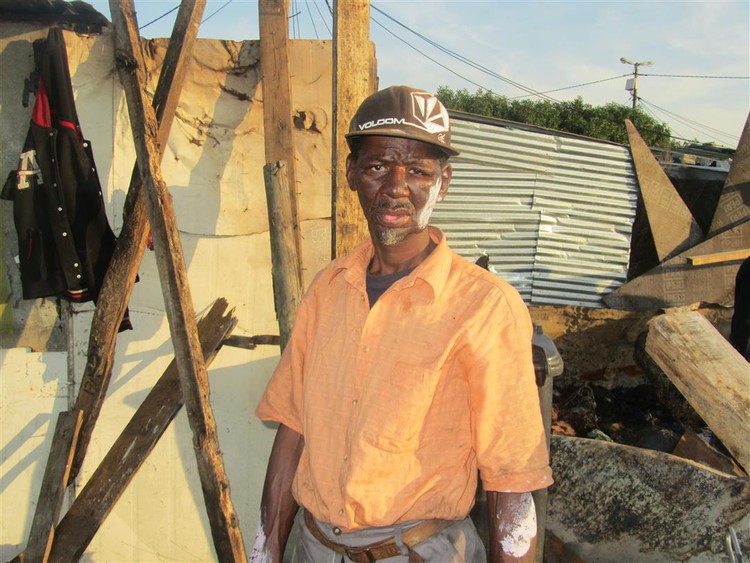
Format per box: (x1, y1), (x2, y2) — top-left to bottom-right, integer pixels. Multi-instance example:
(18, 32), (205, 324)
(1, 23), (334, 561)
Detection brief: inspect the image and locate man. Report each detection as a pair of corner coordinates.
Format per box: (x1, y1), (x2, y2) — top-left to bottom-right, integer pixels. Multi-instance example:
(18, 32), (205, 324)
(254, 85), (552, 562)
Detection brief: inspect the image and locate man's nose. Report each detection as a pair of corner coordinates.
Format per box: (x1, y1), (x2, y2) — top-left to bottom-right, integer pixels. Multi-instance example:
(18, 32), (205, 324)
(382, 166), (409, 198)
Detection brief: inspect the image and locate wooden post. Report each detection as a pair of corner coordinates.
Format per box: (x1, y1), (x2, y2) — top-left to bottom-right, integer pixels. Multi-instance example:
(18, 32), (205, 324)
(47, 300), (236, 561)
(645, 311), (750, 472)
(24, 410), (82, 563)
(109, 1), (246, 559)
(258, 0), (304, 289)
(264, 161), (304, 349)
(332, 0), (375, 258)
(70, 0), (207, 483)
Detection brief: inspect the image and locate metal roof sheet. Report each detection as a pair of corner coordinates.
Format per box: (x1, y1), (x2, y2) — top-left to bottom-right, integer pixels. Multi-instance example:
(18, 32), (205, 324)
(431, 115), (637, 307)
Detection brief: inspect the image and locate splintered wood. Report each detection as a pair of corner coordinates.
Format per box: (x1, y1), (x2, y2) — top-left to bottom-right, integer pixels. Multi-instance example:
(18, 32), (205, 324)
(645, 311), (750, 472)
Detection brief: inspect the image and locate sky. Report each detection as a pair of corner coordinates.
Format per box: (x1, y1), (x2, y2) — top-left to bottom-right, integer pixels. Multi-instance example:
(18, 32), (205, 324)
(87, 1), (750, 148)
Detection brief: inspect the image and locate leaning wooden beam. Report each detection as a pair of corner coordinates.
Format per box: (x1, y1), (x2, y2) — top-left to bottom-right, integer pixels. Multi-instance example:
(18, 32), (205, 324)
(109, 2), (246, 559)
(70, 0), (207, 483)
(258, 0), (304, 289)
(263, 161), (304, 349)
(24, 410), (82, 563)
(332, 0), (375, 258)
(645, 310), (750, 472)
(708, 112), (750, 237)
(46, 300), (236, 561)
(625, 119), (703, 262)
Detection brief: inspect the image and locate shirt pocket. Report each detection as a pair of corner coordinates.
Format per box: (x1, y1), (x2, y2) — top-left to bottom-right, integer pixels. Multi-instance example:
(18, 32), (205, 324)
(361, 362), (442, 453)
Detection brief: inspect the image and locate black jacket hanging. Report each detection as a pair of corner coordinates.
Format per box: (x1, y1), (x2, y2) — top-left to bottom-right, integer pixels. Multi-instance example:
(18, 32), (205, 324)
(2, 27), (132, 330)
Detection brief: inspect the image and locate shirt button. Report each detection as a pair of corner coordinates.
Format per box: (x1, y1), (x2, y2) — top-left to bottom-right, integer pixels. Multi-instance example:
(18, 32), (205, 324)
(352, 399), (358, 406)
(76, 274), (81, 279)
(62, 232), (67, 237)
(332, 527), (342, 536)
(343, 454), (348, 461)
(338, 509), (344, 517)
(57, 207), (63, 212)
(360, 295), (365, 302)
(73, 263), (79, 268)
(364, 346), (370, 353)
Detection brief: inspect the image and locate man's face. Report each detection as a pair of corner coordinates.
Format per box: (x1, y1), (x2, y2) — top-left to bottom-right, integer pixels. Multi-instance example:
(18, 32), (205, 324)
(346, 136), (451, 246)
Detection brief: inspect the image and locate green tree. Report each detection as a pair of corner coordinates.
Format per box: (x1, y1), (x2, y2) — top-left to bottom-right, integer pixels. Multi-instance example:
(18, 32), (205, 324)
(436, 87), (673, 147)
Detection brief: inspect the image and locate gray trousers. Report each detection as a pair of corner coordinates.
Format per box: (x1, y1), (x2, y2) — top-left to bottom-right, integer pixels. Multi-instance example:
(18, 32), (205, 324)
(291, 509), (487, 563)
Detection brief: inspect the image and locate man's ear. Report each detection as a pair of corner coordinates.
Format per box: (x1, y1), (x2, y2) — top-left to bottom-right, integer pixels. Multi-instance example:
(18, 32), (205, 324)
(437, 163), (452, 202)
(346, 154), (357, 191)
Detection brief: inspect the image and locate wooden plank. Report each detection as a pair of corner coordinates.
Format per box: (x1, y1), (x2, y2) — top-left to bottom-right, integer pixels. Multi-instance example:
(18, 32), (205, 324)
(605, 219), (750, 310)
(70, 0), (207, 483)
(258, 0), (303, 289)
(688, 248), (750, 266)
(709, 112), (750, 237)
(645, 311), (750, 472)
(47, 299), (236, 562)
(625, 119), (703, 262)
(24, 410), (82, 563)
(263, 161), (304, 349)
(109, 2), (246, 559)
(332, 0), (375, 258)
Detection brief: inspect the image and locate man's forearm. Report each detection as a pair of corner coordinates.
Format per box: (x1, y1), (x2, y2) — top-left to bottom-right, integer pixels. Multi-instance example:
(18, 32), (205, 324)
(486, 491), (537, 562)
(252, 424), (304, 563)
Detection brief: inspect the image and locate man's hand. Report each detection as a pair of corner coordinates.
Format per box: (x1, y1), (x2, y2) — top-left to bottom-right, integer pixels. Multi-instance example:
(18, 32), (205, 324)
(486, 491), (537, 562)
(252, 424), (304, 563)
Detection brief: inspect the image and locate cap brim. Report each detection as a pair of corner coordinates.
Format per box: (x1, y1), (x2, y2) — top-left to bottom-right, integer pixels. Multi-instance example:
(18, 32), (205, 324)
(345, 129), (460, 157)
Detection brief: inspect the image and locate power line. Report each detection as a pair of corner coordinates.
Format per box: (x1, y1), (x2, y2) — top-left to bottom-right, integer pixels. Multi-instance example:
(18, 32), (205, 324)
(304, 0), (320, 39)
(641, 73), (750, 79)
(509, 74), (629, 99)
(639, 97), (737, 146)
(311, 0), (331, 36)
(202, 0), (233, 25)
(371, 3), (559, 103)
(139, 4), (179, 30)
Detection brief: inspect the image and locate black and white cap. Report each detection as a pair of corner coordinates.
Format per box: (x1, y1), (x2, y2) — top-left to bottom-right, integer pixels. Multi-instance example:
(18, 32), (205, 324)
(345, 85), (460, 156)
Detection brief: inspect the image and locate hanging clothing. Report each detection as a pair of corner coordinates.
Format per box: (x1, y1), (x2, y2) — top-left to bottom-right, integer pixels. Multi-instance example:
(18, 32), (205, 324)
(2, 27), (132, 331)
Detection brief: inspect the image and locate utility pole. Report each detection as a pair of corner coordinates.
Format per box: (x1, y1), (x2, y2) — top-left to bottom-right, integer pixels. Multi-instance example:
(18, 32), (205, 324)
(620, 57), (653, 109)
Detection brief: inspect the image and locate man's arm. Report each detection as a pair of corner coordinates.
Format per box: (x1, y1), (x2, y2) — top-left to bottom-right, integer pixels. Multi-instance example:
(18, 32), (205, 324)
(486, 491), (537, 562)
(252, 424), (304, 563)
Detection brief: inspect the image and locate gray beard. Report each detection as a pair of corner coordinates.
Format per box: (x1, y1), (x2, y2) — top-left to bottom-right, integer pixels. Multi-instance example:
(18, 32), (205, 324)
(375, 228), (405, 246)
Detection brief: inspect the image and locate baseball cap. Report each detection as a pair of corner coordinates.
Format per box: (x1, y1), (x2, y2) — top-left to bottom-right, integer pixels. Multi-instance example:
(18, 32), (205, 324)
(345, 85), (460, 156)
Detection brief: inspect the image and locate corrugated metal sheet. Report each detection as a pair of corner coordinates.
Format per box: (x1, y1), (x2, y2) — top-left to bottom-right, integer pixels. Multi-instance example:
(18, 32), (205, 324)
(432, 114), (638, 307)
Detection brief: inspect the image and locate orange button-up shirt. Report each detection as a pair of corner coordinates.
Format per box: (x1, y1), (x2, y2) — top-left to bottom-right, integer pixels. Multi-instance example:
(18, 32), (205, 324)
(256, 228), (552, 530)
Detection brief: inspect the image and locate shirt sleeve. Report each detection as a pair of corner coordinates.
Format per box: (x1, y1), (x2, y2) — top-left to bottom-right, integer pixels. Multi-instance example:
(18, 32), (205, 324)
(464, 285), (553, 493)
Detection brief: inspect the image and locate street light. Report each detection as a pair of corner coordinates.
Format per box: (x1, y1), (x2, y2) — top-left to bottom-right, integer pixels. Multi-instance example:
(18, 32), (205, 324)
(620, 57), (654, 109)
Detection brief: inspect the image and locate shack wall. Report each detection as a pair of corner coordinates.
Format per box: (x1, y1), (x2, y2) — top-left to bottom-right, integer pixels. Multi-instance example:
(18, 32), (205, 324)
(0, 24), (333, 561)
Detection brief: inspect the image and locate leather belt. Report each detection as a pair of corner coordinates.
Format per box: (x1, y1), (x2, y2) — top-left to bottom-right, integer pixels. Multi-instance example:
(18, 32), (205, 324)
(303, 509), (454, 563)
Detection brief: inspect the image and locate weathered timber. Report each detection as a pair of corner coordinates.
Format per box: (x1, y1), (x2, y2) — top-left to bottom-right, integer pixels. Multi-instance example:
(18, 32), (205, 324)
(24, 410), (82, 563)
(47, 299), (236, 562)
(109, 1), (246, 560)
(70, 0), (206, 482)
(263, 161), (304, 349)
(645, 310), (750, 471)
(605, 218), (750, 310)
(258, 0), (303, 289)
(332, 0), (374, 258)
(688, 248), (750, 266)
(709, 112), (750, 237)
(625, 119), (703, 262)
(223, 334), (280, 350)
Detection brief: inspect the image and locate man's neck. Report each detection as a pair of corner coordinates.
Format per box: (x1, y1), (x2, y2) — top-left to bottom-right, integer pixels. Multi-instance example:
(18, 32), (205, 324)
(368, 228), (435, 276)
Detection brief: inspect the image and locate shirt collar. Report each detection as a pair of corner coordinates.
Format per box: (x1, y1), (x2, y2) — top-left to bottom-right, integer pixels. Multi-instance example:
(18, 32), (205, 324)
(333, 226), (452, 302)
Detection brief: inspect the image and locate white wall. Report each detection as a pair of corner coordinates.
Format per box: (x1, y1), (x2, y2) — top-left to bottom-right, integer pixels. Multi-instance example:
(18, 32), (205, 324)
(1, 24), (334, 561)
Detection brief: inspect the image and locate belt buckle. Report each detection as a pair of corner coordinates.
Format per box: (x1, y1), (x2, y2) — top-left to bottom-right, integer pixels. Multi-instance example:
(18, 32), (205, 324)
(345, 547), (377, 563)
